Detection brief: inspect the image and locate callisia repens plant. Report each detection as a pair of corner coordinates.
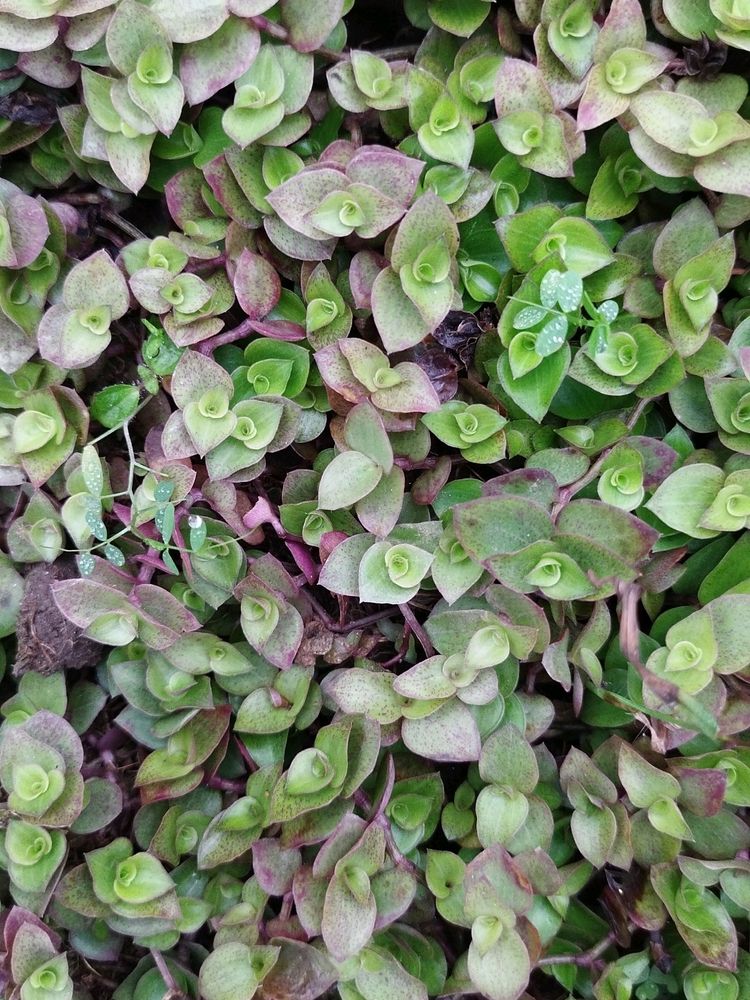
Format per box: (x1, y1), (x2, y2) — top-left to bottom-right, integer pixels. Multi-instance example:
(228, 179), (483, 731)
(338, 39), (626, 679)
(0, 1), (750, 998)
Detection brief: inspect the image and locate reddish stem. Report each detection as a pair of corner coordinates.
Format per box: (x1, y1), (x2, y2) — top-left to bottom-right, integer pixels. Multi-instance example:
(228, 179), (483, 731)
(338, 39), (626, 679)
(197, 317), (255, 355)
(399, 603), (434, 656)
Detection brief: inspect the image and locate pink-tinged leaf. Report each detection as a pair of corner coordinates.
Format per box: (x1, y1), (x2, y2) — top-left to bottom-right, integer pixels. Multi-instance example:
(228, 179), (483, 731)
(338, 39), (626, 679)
(0, 14), (59, 52)
(318, 533), (376, 597)
(37, 304), (111, 369)
(52, 578), (131, 628)
(0, 183), (49, 269)
(252, 939), (336, 1000)
(694, 141), (750, 198)
(166, 315), (225, 348)
(129, 268), (172, 314)
(181, 17), (260, 105)
(203, 156), (263, 229)
(165, 168), (209, 231)
(371, 267), (432, 354)
(371, 867), (417, 928)
(285, 538), (319, 584)
(242, 495), (284, 535)
(233, 248), (281, 319)
(8, 923), (58, 986)
(63, 8), (111, 51)
(673, 767), (726, 817)
(346, 145), (424, 205)
(319, 139), (358, 167)
(17, 38), (79, 88)
(533, 26), (587, 110)
(577, 65), (629, 132)
(595, 0), (648, 61)
(556, 500), (658, 566)
(261, 604), (304, 669)
(280, 0), (345, 52)
(464, 844), (535, 916)
(62, 249), (130, 316)
(356, 466), (405, 537)
(252, 839), (302, 895)
(134, 584), (201, 640)
(105, 132), (154, 194)
(343, 182), (407, 239)
(326, 61), (369, 113)
(266, 167), (347, 241)
(248, 317), (307, 341)
(315, 342), (368, 402)
(372, 362), (442, 413)
(170, 349), (235, 409)
(3, 906), (62, 955)
(149, 0), (227, 43)
(48, 200), (79, 233)
(264, 216), (337, 262)
(321, 869), (377, 961)
(626, 436), (679, 490)
(349, 251), (388, 311)
(293, 866), (327, 936)
(401, 700), (481, 762)
(161, 411), (197, 460)
(0, 313), (36, 373)
(494, 58), (554, 118)
(468, 929), (531, 1000)
(390, 191), (459, 271)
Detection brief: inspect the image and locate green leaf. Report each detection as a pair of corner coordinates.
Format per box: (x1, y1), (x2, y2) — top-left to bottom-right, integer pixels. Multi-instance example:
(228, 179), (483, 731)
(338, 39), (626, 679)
(467, 927), (530, 1000)
(90, 385), (140, 429)
(646, 464), (725, 539)
(498, 345), (571, 423)
(318, 451), (383, 510)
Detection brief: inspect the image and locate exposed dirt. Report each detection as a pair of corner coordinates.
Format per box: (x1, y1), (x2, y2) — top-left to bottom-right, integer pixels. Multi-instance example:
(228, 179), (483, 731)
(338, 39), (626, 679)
(14, 559), (103, 677)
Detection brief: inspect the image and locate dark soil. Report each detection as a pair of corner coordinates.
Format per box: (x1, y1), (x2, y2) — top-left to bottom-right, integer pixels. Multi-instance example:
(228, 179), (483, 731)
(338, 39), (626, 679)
(14, 559), (103, 677)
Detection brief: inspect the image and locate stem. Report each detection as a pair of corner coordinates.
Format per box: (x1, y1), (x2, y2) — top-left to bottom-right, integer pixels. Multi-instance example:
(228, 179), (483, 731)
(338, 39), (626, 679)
(581, 290), (601, 322)
(507, 295), (581, 325)
(185, 252), (226, 274)
(538, 929), (618, 968)
(356, 783), (425, 882)
(150, 950), (184, 999)
(358, 45), (420, 61)
(197, 317), (255, 355)
(206, 776), (247, 792)
(380, 625), (411, 668)
(122, 418), (138, 504)
(87, 395), (152, 446)
(94, 226), (127, 249)
(378, 815), (425, 883)
(249, 15), (341, 61)
(400, 603), (434, 656)
(551, 397), (650, 520)
(249, 14), (287, 39)
(372, 755), (396, 821)
(234, 735), (259, 773)
(305, 589), (395, 634)
(101, 209), (145, 241)
(171, 520), (193, 580)
(618, 581), (680, 710)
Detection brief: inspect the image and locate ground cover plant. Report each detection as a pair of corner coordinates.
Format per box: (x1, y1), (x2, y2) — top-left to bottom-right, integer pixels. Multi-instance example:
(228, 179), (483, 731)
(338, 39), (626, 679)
(0, 0), (749, 998)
